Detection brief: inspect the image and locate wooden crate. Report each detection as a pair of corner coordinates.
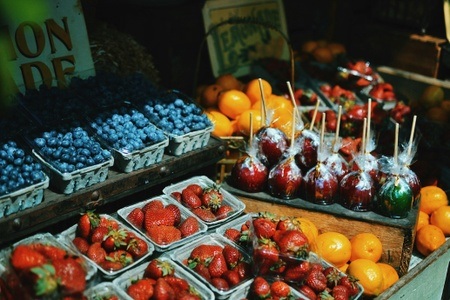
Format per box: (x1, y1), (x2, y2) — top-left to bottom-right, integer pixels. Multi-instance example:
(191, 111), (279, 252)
(223, 183), (418, 277)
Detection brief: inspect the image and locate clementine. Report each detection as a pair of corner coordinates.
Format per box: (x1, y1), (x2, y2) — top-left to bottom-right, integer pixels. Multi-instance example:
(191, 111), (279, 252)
(419, 186), (448, 215)
(205, 110), (233, 137)
(301, 40), (318, 54)
(314, 231), (352, 268)
(349, 233), (383, 262)
(312, 46), (334, 63)
(419, 85), (444, 109)
(426, 107), (449, 123)
(430, 205), (450, 236)
(347, 258), (384, 297)
(215, 73), (243, 91)
(217, 89), (251, 119)
(377, 262), (399, 292)
(416, 210), (430, 231)
(415, 224), (446, 257)
(236, 109), (263, 136)
(244, 78), (272, 105)
(200, 84), (223, 108)
(295, 217), (319, 246)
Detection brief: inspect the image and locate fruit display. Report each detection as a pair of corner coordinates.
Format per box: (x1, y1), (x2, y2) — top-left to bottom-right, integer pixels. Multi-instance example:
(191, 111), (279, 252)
(0, 233), (96, 299)
(162, 175), (246, 227)
(117, 195), (207, 251)
(169, 233), (253, 297)
(216, 213), (254, 252)
(112, 257), (214, 300)
(83, 282), (129, 300)
(59, 212), (153, 278)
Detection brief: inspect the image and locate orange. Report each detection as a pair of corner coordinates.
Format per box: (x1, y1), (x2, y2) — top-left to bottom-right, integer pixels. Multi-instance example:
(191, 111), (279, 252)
(327, 42), (346, 57)
(430, 205), (450, 235)
(301, 40), (318, 54)
(339, 263), (349, 273)
(419, 186), (448, 215)
(419, 85), (444, 109)
(441, 100), (450, 113)
(236, 109), (263, 136)
(215, 73), (243, 91)
(295, 217), (319, 246)
(205, 110), (233, 137)
(244, 78), (272, 105)
(347, 258), (384, 297)
(272, 111), (295, 139)
(416, 210), (430, 231)
(415, 224), (446, 257)
(426, 107), (449, 123)
(217, 89), (251, 120)
(349, 233), (383, 262)
(377, 262), (399, 292)
(200, 84), (223, 108)
(314, 231), (351, 268)
(312, 46), (334, 63)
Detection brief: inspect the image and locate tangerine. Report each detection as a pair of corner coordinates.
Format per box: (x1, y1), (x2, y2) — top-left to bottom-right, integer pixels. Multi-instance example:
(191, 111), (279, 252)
(377, 262), (399, 292)
(349, 233), (383, 262)
(295, 217), (319, 246)
(327, 42), (346, 57)
(419, 186), (448, 215)
(314, 231), (351, 267)
(312, 46), (334, 63)
(339, 263), (349, 273)
(430, 205), (450, 236)
(419, 85), (444, 109)
(201, 84), (223, 108)
(347, 258), (384, 297)
(236, 109), (263, 136)
(205, 110), (233, 137)
(415, 224), (446, 256)
(441, 100), (450, 113)
(301, 40), (318, 54)
(215, 73), (243, 91)
(217, 89), (251, 119)
(416, 210), (430, 231)
(244, 78), (272, 105)
(426, 107), (449, 123)
(271, 111), (295, 138)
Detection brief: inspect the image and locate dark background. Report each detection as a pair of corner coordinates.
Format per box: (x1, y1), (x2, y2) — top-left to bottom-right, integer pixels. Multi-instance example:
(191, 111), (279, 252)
(83, 0), (447, 94)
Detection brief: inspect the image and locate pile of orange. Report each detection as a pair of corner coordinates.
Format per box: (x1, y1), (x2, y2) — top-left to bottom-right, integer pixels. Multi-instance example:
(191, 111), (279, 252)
(313, 230), (398, 297)
(198, 74), (296, 138)
(418, 85), (450, 124)
(299, 39), (346, 63)
(415, 185), (449, 257)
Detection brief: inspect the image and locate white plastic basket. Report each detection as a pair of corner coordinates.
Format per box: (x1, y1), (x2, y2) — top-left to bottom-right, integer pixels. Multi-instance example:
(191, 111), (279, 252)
(165, 125), (213, 156)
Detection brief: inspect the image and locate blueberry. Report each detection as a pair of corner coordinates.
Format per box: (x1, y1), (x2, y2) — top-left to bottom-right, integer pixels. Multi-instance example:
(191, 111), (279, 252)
(76, 162), (85, 169)
(0, 175), (7, 183)
(31, 171), (44, 182)
(13, 157), (23, 166)
(67, 164), (75, 173)
(86, 158), (95, 166)
(15, 149), (25, 158)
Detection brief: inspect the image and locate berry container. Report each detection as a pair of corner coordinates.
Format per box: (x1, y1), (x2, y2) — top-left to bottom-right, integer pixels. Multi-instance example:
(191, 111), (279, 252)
(86, 102), (169, 173)
(215, 212), (255, 254)
(165, 125), (214, 156)
(84, 282), (130, 300)
(58, 214), (154, 279)
(228, 277), (309, 300)
(117, 194), (208, 252)
(169, 233), (253, 299)
(112, 256), (214, 300)
(0, 232), (98, 298)
(162, 175), (246, 228)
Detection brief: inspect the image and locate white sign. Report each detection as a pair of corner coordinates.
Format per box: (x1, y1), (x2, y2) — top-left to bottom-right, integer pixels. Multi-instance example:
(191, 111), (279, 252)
(202, 0), (289, 78)
(1, 0), (95, 94)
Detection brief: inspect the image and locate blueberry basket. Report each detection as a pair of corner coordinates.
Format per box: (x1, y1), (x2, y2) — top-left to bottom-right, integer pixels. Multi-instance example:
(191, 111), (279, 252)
(87, 102), (169, 173)
(25, 124), (114, 194)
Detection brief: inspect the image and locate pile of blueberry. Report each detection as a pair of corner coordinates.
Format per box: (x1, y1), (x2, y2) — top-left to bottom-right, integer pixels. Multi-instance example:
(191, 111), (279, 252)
(141, 92), (212, 136)
(90, 106), (167, 154)
(32, 126), (112, 174)
(0, 140), (47, 196)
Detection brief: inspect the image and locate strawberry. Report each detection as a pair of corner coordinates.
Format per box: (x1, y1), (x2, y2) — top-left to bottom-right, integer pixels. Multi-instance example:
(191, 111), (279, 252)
(72, 237), (90, 255)
(126, 237), (148, 259)
(270, 280), (291, 298)
(284, 260), (311, 282)
(90, 226), (109, 244)
(253, 217), (277, 239)
(99, 217), (119, 230)
(164, 276), (190, 294)
(127, 207), (144, 228)
(127, 278), (155, 299)
(165, 204), (181, 226)
(221, 269), (240, 287)
(210, 278), (229, 291)
(332, 285), (350, 300)
(323, 266), (342, 288)
(144, 259), (175, 279)
(251, 276), (270, 298)
(214, 205), (233, 220)
(52, 257), (87, 294)
(191, 207), (216, 222)
(254, 238), (279, 263)
(276, 216), (302, 231)
(0, 277), (14, 300)
(188, 244), (223, 267)
(146, 225), (181, 245)
(142, 199), (164, 213)
(200, 185), (223, 211)
(223, 228), (241, 243)
(273, 229), (309, 260)
(10, 244), (46, 271)
(338, 275), (360, 296)
(222, 244), (242, 269)
(102, 228), (128, 252)
(193, 263), (211, 282)
(77, 211), (100, 239)
(179, 216), (200, 237)
(235, 261), (251, 280)
(305, 268), (327, 293)
(144, 208), (177, 229)
(87, 242), (106, 264)
(208, 253), (228, 278)
(153, 277), (175, 300)
(297, 284), (317, 300)
(185, 184), (203, 196)
(181, 189), (202, 209)
(103, 250), (133, 271)
(29, 263), (59, 296)
(30, 243), (67, 261)
(170, 191), (182, 202)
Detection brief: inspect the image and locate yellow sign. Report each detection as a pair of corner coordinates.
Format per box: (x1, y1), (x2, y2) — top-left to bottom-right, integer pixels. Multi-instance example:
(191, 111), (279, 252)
(202, 0), (289, 78)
